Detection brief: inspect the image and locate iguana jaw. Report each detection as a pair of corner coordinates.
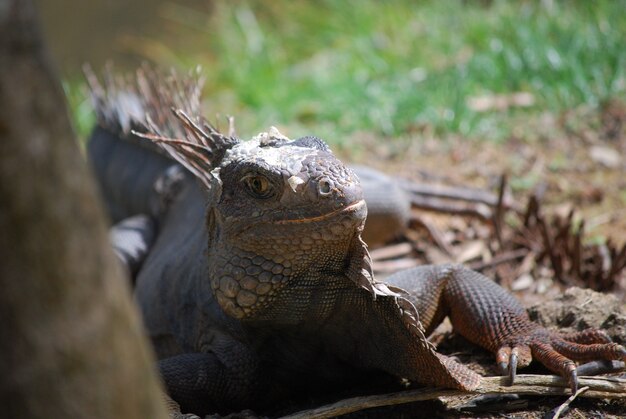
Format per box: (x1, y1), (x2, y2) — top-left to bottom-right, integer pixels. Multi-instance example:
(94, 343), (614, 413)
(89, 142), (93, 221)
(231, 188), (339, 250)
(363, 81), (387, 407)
(210, 198), (368, 321)
(273, 199), (366, 224)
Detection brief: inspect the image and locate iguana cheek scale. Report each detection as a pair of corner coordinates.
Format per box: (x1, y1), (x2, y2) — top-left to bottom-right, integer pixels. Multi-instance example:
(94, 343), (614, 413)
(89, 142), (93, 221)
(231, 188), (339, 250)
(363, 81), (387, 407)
(86, 67), (626, 417)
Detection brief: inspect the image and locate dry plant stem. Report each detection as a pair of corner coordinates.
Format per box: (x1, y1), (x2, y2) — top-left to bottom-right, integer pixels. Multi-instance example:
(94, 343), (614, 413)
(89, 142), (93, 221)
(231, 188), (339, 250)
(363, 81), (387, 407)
(551, 386), (589, 419)
(493, 174), (507, 249)
(280, 375), (626, 419)
(468, 248), (528, 272)
(538, 217), (564, 282)
(409, 216), (453, 256)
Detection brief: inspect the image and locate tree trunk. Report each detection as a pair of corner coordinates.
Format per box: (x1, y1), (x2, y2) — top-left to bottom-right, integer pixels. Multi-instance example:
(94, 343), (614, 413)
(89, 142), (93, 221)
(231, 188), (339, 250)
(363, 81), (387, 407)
(0, 1), (168, 418)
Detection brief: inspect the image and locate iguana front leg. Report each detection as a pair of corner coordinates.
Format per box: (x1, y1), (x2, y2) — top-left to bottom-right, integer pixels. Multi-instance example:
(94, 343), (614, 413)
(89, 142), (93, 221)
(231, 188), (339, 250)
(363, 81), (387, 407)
(385, 264), (626, 391)
(157, 337), (260, 416)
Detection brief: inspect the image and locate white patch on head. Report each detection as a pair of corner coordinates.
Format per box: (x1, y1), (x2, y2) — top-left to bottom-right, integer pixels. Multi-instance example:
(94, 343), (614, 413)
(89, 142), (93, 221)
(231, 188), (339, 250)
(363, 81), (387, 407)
(287, 175), (305, 192)
(220, 127), (317, 177)
(268, 126), (289, 141)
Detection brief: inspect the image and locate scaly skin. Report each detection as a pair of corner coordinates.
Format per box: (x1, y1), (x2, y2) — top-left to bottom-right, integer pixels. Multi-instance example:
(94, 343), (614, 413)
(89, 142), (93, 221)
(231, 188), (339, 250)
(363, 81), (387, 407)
(87, 68), (626, 417)
(386, 265), (626, 392)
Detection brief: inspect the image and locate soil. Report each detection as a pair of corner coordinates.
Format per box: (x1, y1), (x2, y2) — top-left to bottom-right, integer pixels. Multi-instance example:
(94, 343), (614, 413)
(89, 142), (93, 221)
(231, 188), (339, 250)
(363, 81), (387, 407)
(344, 100), (626, 248)
(332, 101), (626, 418)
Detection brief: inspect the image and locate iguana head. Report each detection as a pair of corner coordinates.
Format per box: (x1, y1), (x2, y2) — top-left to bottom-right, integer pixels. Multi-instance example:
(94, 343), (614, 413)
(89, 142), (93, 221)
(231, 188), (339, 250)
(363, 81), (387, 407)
(209, 129), (368, 321)
(147, 116), (373, 322)
(89, 66), (376, 323)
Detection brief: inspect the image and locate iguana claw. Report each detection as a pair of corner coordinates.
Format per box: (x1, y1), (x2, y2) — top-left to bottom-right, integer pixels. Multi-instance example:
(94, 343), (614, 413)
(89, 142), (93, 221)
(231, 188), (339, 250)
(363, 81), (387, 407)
(495, 328), (626, 392)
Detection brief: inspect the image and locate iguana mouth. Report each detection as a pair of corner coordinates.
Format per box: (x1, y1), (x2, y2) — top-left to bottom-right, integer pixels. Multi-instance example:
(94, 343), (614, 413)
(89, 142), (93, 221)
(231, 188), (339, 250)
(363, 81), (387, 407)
(274, 199), (366, 224)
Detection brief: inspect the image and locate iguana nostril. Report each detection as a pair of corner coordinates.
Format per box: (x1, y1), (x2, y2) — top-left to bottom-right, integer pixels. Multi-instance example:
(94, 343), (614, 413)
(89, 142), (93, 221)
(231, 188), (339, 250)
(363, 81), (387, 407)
(318, 178), (333, 196)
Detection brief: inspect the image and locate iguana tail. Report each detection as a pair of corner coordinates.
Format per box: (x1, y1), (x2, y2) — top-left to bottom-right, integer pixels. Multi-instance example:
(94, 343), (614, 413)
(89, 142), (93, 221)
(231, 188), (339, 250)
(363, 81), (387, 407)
(85, 65), (203, 222)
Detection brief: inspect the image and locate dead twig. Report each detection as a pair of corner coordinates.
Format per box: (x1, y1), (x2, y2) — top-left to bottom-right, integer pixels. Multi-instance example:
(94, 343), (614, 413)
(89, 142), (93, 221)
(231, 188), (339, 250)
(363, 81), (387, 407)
(279, 375), (626, 419)
(409, 216), (453, 256)
(550, 386), (589, 419)
(516, 193), (626, 291)
(492, 174), (507, 250)
(468, 248), (528, 272)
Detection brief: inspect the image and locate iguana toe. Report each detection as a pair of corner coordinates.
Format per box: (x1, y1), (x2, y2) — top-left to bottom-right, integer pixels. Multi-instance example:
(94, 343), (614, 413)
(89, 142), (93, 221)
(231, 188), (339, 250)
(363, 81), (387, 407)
(551, 337), (626, 364)
(492, 325), (625, 392)
(530, 340), (578, 391)
(496, 344), (532, 385)
(521, 331), (625, 392)
(575, 359), (626, 376)
(559, 328), (613, 345)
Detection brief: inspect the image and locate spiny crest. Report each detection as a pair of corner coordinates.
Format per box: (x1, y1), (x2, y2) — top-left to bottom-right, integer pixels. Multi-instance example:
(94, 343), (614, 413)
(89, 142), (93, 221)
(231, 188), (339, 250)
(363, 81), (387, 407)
(85, 63), (203, 138)
(85, 64), (239, 188)
(138, 109), (240, 189)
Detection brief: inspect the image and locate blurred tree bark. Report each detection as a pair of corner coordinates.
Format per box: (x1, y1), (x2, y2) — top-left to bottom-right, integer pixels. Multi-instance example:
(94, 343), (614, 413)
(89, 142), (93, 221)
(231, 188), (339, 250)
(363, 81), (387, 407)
(0, 1), (168, 418)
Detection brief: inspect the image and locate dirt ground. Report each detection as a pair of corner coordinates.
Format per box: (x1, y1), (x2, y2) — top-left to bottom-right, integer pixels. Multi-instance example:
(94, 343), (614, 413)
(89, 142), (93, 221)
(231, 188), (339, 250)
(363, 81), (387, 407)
(349, 100), (626, 247)
(346, 99), (626, 300)
(330, 101), (626, 418)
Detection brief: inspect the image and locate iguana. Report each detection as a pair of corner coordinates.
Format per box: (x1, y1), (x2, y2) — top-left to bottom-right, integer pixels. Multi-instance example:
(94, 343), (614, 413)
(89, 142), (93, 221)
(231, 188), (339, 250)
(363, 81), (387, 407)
(86, 67), (626, 417)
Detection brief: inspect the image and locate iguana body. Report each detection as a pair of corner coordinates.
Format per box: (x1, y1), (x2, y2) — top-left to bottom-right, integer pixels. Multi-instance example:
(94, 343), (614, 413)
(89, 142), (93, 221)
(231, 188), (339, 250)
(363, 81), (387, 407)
(87, 68), (626, 417)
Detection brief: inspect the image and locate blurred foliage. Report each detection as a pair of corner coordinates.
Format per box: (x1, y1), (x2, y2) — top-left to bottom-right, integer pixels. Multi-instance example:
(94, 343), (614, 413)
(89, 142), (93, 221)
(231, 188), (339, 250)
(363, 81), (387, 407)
(69, 0), (626, 143)
(63, 81), (95, 145)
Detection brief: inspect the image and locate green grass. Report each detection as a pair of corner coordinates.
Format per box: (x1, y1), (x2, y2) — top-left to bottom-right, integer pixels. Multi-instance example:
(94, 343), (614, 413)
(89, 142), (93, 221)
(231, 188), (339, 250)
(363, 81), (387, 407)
(70, 0), (626, 143)
(64, 81), (96, 143)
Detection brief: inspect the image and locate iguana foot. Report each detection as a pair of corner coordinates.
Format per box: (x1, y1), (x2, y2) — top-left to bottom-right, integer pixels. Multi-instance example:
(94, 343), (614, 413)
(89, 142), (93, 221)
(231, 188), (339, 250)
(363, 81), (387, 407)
(386, 264), (626, 394)
(495, 327), (626, 392)
(435, 265), (626, 393)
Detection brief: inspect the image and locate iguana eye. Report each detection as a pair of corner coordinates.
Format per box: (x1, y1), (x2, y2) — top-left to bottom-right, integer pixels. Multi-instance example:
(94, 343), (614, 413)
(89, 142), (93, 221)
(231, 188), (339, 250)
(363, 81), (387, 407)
(242, 174), (273, 199)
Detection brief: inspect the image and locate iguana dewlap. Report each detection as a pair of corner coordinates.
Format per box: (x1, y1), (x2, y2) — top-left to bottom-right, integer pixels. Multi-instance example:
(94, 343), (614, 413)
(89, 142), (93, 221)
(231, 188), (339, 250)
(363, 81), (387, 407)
(87, 68), (626, 417)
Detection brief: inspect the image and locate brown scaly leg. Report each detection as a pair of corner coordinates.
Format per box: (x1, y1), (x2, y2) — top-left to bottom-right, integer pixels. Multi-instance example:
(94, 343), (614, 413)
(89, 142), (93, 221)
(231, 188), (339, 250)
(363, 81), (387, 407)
(385, 264), (626, 392)
(559, 328), (613, 344)
(557, 328), (625, 377)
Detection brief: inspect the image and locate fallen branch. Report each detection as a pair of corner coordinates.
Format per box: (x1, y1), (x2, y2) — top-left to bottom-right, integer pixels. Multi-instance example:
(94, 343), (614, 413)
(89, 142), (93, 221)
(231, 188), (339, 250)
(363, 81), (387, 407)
(550, 385), (589, 419)
(279, 375), (626, 419)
